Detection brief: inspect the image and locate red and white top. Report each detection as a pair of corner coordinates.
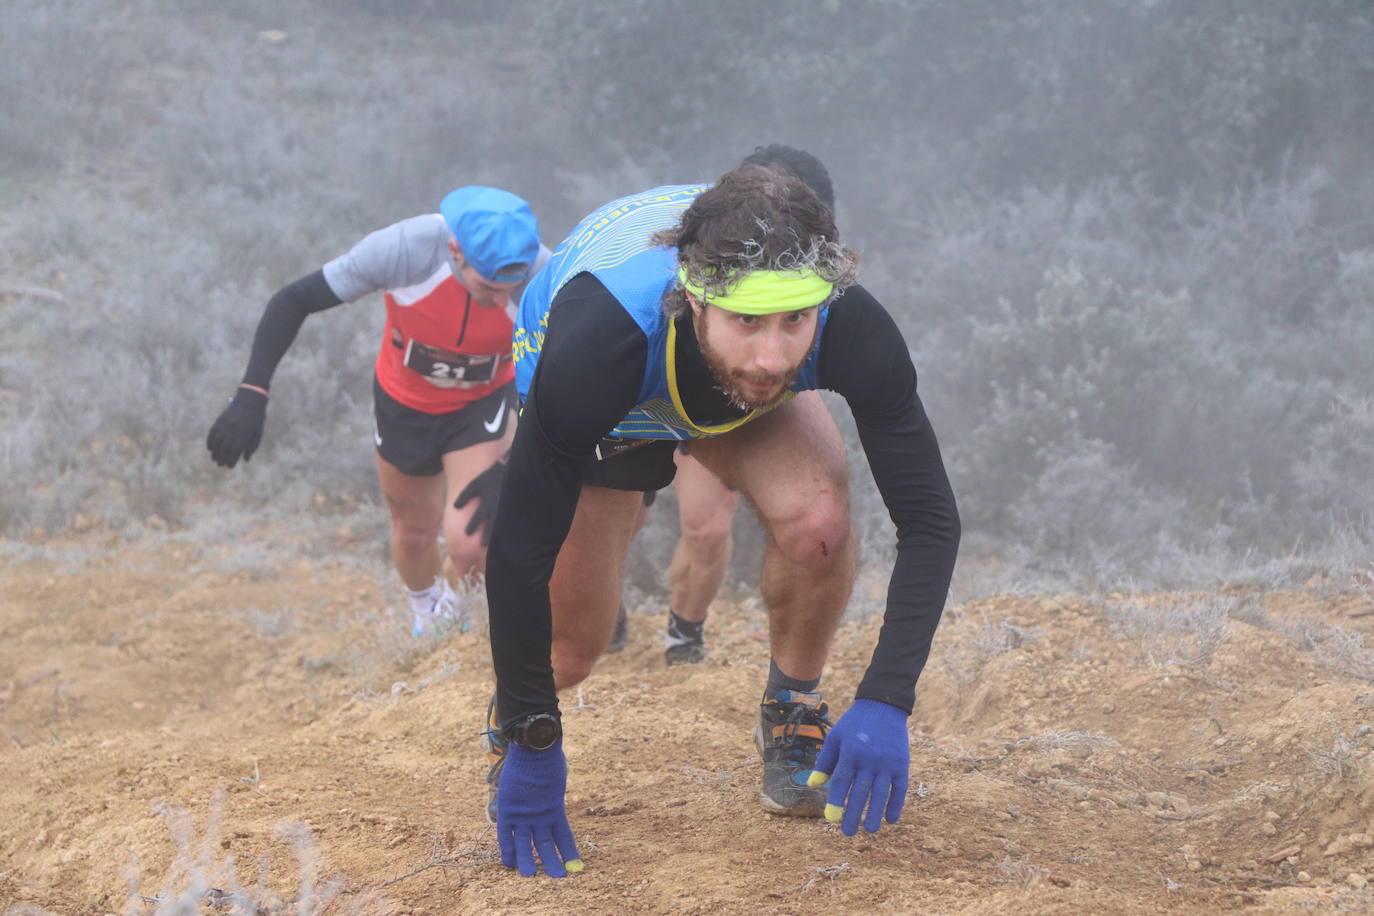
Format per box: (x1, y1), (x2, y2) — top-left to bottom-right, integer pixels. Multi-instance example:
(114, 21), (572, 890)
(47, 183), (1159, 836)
(322, 212), (546, 414)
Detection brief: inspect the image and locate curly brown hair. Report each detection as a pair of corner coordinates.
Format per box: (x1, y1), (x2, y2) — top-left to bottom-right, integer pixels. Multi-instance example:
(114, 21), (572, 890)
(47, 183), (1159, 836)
(653, 164), (858, 318)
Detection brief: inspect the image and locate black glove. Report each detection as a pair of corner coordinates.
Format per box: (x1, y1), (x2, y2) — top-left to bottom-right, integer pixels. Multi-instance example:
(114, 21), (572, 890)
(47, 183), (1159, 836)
(453, 458), (507, 546)
(206, 387), (268, 468)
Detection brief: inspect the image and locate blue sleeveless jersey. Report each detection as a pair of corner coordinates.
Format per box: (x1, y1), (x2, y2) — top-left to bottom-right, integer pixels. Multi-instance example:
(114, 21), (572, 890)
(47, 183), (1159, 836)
(513, 184), (829, 440)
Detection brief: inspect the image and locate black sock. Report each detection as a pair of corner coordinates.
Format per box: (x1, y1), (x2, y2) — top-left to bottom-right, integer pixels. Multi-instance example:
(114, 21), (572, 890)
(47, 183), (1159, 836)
(764, 658), (820, 700)
(667, 610), (704, 642)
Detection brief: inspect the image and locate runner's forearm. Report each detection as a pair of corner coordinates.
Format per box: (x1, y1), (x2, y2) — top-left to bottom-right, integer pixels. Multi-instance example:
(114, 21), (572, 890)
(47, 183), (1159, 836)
(852, 407), (960, 711)
(819, 285), (961, 711)
(485, 274), (648, 727)
(241, 269), (343, 390)
(486, 394), (588, 727)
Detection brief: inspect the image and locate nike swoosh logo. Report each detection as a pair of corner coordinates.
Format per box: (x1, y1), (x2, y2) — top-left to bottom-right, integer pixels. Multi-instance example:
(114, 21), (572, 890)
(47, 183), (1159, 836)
(483, 399), (507, 434)
(374, 422), (383, 447)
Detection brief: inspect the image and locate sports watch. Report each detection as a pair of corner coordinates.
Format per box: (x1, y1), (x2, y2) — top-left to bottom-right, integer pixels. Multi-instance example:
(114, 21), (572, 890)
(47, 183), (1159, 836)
(507, 712), (562, 751)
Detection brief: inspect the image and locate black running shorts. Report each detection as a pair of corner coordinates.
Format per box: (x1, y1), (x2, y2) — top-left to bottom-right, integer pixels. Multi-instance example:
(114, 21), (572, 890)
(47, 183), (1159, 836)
(582, 437), (678, 493)
(372, 377), (515, 477)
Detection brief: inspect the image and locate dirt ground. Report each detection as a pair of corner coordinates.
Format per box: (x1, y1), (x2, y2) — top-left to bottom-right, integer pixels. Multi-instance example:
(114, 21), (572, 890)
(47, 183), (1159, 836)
(3, 535), (1374, 915)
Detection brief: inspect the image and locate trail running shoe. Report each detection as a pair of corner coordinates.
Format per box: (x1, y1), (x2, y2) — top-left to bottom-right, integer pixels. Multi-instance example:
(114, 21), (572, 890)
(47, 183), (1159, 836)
(481, 695), (506, 824)
(664, 615), (706, 666)
(606, 604), (629, 653)
(754, 690), (831, 816)
(412, 580), (468, 636)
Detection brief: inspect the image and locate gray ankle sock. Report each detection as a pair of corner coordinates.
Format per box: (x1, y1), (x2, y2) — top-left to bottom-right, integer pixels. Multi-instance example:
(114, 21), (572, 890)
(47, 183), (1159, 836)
(764, 658), (820, 700)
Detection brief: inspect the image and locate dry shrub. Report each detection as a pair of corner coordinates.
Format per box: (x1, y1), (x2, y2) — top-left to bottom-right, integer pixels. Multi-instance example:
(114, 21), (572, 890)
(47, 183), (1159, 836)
(1104, 594), (1233, 669)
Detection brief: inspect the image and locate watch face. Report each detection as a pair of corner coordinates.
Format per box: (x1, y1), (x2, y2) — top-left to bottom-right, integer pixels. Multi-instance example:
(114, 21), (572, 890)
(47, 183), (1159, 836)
(521, 714), (561, 751)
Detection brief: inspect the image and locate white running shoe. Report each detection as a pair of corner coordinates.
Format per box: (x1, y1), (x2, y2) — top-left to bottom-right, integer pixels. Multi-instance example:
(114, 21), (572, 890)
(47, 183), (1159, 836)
(411, 579), (468, 636)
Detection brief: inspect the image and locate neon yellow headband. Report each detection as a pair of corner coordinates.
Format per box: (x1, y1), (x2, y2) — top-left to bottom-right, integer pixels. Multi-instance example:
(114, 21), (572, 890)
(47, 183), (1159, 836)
(678, 267), (833, 315)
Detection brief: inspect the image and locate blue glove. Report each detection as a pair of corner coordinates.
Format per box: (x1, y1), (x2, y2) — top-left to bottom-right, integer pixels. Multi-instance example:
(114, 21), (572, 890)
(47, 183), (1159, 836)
(806, 699), (909, 836)
(496, 740), (583, 877)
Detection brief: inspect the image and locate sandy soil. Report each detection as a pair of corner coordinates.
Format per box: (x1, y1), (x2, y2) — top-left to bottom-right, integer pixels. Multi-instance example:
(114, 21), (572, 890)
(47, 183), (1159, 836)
(3, 536), (1374, 914)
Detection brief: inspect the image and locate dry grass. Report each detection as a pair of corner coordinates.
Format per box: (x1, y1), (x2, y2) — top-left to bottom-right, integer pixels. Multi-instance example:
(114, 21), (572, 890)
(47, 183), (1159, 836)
(1103, 593), (1233, 669)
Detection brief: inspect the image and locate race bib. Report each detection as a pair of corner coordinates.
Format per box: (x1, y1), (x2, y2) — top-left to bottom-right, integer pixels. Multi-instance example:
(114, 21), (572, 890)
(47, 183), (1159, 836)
(403, 340), (502, 388)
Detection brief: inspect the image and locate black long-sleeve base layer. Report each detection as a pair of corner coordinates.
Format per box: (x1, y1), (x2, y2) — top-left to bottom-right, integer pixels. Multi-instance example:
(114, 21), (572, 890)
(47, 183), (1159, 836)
(239, 270), (344, 391)
(487, 273), (960, 728)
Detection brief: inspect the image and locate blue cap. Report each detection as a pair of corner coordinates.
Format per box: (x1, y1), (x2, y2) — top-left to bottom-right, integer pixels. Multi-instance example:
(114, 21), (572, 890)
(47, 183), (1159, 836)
(440, 186), (540, 284)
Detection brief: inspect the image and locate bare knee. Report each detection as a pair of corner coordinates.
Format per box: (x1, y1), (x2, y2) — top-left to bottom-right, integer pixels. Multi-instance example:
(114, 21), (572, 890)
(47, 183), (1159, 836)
(680, 513), (733, 564)
(391, 519), (436, 558)
(769, 504), (851, 569)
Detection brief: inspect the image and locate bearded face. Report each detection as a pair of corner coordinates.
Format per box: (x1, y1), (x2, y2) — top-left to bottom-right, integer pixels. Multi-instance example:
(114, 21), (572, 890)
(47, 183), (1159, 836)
(691, 299), (820, 411)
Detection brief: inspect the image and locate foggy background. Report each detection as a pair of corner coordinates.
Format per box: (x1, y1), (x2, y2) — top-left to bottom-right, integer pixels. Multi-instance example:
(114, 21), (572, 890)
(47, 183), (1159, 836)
(3, 0), (1372, 600)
